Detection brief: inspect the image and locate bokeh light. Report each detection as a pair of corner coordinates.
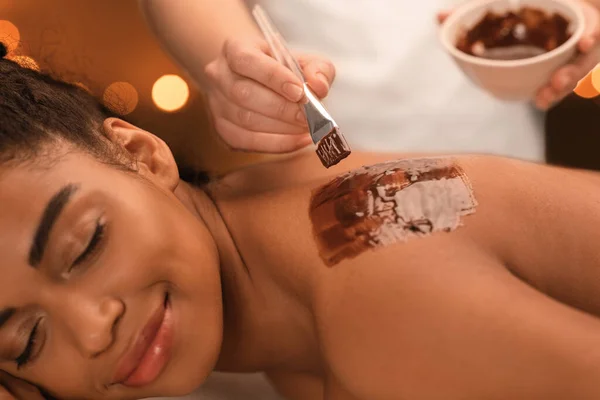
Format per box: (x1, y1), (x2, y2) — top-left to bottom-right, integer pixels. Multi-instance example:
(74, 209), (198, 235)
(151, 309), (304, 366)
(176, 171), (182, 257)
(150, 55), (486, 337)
(8, 55), (39, 71)
(575, 68), (600, 99)
(152, 74), (189, 112)
(0, 20), (20, 53)
(103, 82), (139, 115)
(590, 67), (600, 96)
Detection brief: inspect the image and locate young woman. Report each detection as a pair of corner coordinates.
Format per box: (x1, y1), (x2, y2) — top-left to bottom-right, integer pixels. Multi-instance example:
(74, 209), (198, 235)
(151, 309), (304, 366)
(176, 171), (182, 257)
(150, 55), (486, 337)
(3, 44), (600, 400)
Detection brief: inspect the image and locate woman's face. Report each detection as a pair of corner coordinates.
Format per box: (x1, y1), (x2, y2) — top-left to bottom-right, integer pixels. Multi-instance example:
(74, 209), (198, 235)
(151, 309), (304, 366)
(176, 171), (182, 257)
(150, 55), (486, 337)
(0, 130), (223, 399)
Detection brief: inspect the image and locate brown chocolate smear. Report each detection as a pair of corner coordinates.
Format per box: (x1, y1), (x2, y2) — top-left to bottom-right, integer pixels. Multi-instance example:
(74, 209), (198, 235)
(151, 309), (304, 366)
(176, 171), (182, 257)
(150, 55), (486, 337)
(316, 129), (352, 168)
(456, 7), (571, 60)
(309, 158), (478, 266)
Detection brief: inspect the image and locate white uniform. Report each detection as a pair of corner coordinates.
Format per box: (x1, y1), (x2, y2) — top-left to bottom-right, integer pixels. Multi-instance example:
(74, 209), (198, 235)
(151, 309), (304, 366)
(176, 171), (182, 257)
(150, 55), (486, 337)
(250, 0), (546, 161)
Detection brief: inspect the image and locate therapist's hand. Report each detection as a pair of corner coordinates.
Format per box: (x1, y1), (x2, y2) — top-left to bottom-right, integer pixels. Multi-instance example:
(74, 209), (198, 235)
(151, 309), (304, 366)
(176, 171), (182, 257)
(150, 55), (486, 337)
(204, 38), (336, 153)
(437, 1), (600, 110)
(0, 371), (46, 399)
(535, 1), (600, 109)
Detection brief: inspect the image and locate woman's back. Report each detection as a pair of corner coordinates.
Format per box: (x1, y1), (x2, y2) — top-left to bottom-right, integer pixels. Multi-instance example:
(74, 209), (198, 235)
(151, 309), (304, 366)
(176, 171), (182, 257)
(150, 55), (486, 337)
(209, 150), (600, 399)
(217, 150), (600, 323)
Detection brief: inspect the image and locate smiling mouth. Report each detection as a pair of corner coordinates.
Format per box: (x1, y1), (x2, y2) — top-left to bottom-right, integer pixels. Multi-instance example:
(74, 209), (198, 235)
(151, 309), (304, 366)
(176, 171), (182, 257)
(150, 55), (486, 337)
(113, 293), (174, 387)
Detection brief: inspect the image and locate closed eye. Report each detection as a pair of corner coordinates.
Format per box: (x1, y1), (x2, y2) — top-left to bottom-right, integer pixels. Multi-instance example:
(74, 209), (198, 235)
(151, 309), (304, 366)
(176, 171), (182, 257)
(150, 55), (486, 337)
(15, 317), (41, 369)
(70, 219), (105, 271)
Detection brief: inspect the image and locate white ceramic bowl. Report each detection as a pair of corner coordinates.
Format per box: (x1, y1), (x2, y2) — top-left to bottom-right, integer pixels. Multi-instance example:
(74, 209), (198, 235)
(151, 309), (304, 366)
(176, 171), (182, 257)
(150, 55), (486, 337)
(440, 0), (585, 101)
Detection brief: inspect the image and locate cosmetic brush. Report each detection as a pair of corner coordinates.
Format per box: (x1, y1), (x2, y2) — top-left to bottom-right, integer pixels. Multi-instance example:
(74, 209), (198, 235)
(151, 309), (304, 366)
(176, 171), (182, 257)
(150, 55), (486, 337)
(252, 5), (351, 168)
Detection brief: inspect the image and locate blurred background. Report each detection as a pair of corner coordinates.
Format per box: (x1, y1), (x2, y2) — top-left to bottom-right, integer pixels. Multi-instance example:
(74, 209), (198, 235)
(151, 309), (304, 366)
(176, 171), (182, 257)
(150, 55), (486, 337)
(4, 0), (600, 177)
(1, 0), (269, 176)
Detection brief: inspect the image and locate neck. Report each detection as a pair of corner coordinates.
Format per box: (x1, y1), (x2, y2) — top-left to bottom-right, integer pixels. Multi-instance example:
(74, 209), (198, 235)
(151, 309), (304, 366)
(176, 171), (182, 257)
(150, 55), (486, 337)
(174, 180), (323, 375)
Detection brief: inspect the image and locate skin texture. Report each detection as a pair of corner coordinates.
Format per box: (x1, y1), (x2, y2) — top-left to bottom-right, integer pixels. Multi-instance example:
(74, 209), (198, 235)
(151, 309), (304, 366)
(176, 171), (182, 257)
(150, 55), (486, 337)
(5, 123), (600, 399)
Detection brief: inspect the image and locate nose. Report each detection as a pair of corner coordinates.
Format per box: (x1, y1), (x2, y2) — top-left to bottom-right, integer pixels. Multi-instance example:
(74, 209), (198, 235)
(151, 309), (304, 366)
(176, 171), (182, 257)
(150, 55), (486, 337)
(58, 294), (125, 358)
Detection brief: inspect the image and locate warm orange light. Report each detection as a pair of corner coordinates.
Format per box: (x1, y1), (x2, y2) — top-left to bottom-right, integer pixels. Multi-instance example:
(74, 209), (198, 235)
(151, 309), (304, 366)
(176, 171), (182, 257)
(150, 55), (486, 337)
(575, 73), (598, 99)
(591, 66), (600, 95)
(0, 20), (20, 53)
(152, 74), (189, 112)
(8, 55), (39, 71)
(103, 82), (139, 115)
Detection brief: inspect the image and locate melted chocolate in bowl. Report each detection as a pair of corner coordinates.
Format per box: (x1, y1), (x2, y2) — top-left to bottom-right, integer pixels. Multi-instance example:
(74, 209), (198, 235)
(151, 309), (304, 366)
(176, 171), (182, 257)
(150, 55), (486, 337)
(456, 7), (572, 60)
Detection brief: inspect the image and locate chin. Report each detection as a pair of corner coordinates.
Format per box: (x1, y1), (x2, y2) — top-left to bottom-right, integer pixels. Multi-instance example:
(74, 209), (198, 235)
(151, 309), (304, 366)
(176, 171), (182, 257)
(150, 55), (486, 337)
(129, 350), (222, 400)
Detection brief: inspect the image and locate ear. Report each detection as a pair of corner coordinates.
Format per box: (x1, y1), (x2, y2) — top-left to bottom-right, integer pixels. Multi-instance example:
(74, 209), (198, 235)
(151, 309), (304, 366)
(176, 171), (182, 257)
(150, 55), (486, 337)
(102, 118), (179, 191)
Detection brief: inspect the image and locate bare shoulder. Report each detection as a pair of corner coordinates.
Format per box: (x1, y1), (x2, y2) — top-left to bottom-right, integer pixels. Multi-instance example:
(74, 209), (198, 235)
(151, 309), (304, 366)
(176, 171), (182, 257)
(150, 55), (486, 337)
(214, 153), (600, 399)
(213, 153), (520, 294)
(214, 150), (440, 196)
(298, 155), (600, 399)
(212, 152), (508, 278)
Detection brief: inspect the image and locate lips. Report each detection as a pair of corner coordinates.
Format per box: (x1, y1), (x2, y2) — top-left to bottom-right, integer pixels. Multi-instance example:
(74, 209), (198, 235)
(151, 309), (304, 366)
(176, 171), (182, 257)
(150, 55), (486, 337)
(113, 294), (174, 387)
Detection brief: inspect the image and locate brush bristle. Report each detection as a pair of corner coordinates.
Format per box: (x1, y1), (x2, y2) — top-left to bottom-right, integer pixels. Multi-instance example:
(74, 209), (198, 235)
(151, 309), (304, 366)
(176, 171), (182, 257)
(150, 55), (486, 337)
(316, 129), (351, 168)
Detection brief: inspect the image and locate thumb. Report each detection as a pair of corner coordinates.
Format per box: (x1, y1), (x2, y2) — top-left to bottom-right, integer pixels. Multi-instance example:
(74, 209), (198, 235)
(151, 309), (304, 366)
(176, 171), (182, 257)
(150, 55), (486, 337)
(578, 1), (600, 52)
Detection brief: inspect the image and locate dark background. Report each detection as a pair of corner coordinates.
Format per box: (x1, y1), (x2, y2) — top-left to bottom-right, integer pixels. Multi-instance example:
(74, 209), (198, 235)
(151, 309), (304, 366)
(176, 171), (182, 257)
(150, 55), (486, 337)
(547, 94), (600, 171)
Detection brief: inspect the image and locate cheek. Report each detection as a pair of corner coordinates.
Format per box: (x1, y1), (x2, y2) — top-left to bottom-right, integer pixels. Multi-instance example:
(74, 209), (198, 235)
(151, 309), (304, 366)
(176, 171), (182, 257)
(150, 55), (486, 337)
(163, 211), (223, 327)
(35, 345), (92, 398)
(155, 207), (224, 391)
(134, 194), (222, 294)
(101, 176), (222, 300)
(171, 223), (221, 295)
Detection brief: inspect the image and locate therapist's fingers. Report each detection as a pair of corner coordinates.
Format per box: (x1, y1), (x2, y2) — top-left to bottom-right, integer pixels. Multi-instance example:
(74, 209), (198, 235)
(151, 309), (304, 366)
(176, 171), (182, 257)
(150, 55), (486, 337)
(535, 64), (578, 110)
(214, 117), (312, 153)
(535, 45), (600, 109)
(535, 86), (557, 110)
(206, 58), (306, 126)
(577, 0), (600, 53)
(209, 91), (307, 135)
(297, 55), (336, 99)
(222, 39), (306, 102)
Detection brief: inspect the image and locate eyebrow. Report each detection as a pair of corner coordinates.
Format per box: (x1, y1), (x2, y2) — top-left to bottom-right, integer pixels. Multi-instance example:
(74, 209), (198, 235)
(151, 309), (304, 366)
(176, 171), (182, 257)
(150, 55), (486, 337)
(28, 184), (79, 267)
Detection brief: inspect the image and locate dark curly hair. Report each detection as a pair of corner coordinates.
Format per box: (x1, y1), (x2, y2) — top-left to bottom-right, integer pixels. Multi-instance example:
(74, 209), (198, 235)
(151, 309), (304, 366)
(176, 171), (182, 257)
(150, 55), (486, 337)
(0, 42), (125, 166)
(0, 42), (209, 185)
